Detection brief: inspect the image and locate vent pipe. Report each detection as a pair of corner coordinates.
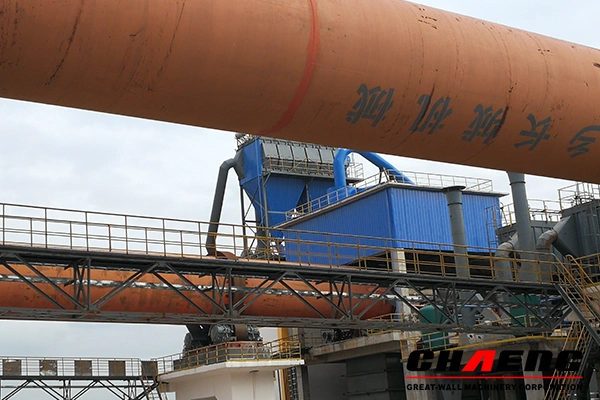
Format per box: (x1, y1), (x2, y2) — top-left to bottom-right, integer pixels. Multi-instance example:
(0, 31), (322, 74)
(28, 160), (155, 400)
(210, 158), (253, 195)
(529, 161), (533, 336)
(443, 186), (475, 325)
(444, 186), (469, 265)
(507, 172), (538, 281)
(507, 172), (534, 252)
(206, 151), (244, 255)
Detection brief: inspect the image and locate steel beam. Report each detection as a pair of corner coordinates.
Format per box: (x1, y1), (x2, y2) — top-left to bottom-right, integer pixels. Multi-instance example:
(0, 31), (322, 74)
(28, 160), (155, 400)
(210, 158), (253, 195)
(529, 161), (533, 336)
(0, 246), (569, 334)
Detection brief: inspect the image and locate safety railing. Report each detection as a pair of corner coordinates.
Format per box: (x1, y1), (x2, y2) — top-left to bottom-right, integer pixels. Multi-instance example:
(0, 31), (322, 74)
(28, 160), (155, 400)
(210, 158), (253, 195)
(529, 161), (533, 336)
(263, 157), (363, 180)
(384, 170), (494, 193)
(286, 170), (494, 221)
(558, 256), (600, 318)
(236, 133), (255, 148)
(285, 186), (357, 218)
(302, 313), (575, 357)
(384, 315), (577, 361)
(0, 356), (157, 378)
(544, 321), (592, 400)
(0, 201), (567, 283)
(571, 253), (600, 284)
(558, 182), (600, 210)
(498, 200), (563, 227)
(153, 338), (302, 375)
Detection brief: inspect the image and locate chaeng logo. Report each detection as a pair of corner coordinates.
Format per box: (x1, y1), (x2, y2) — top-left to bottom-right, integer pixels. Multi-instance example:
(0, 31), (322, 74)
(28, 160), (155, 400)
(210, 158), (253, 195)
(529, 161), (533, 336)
(407, 349), (583, 373)
(405, 349), (584, 392)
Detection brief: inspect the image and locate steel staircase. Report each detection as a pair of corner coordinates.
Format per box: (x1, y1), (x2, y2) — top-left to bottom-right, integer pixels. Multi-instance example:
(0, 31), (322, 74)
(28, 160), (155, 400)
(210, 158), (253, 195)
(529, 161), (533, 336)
(547, 256), (600, 399)
(543, 321), (593, 400)
(554, 256), (600, 345)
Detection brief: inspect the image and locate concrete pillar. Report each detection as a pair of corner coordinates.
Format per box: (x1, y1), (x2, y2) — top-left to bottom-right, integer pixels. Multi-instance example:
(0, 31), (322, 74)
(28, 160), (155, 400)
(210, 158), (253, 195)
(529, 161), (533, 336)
(593, 364), (600, 397)
(521, 347), (545, 400)
(296, 365), (311, 400)
(503, 378), (519, 400)
(402, 365), (437, 400)
(392, 250), (412, 318)
(439, 378), (462, 400)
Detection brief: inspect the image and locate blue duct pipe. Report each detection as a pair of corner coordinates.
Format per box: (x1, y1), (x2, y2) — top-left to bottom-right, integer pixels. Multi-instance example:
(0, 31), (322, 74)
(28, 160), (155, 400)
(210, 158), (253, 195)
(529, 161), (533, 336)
(333, 148), (414, 189)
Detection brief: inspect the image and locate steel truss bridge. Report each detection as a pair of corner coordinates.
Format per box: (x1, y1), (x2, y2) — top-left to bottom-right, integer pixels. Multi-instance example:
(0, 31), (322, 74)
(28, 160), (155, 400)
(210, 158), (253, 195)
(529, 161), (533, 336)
(0, 357), (162, 400)
(0, 202), (588, 336)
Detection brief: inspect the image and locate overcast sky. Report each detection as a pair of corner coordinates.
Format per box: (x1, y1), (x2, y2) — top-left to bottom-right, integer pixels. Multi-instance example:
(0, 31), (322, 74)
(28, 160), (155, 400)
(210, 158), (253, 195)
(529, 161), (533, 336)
(1, 1), (599, 398)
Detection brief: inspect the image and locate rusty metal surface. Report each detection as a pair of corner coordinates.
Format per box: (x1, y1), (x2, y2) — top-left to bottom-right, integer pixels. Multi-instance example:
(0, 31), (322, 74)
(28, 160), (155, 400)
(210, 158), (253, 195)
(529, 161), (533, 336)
(2, 360), (21, 376)
(0, 242), (570, 332)
(108, 361), (126, 377)
(0, 262), (394, 320)
(74, 360), (92, 377)
(0, 200), (571, 329)
(0, 1), (599, 182)
(0, 356), (162, 400)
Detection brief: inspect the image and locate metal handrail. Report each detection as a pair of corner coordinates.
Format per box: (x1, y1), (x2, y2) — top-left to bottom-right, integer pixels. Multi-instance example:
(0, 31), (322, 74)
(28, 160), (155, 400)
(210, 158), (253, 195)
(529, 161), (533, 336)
(0, 201), (567, 283)
(153, 338), (302, 375)
(0, 356), (155, 377)
(497, 200), (563, 227)
(286, 169), (494, 221)
(390, 316), (578, 361)
(544, 321), (592, 400)
(558, 182), (600, 210)
(262, 157), (364, 180)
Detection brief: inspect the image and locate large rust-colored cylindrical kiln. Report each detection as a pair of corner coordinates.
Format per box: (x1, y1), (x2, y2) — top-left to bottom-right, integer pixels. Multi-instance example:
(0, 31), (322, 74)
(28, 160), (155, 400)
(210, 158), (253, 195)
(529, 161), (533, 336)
(0, 264), (393, 321)
(1, 1), (600, 182)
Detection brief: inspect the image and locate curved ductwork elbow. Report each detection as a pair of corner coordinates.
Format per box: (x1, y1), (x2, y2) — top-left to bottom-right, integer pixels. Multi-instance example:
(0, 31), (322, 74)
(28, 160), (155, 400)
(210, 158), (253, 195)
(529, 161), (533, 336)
(534, 217), (572, 282)
(494, 235), (518, 280)
(495, 236), (517, 258)
(206, 151), (244, 255)
(535, 217), (571, 253)
(333, 148), (414, 190)
(536, 229), (558, 253)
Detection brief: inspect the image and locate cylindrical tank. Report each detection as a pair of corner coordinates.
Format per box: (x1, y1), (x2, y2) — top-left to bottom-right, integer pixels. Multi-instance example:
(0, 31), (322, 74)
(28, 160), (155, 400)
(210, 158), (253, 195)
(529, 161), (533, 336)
(509, 295), (540, 326)
(1, 1), (600, 182)
(0, 263), (393, 321)
(419, 305), (449, 350)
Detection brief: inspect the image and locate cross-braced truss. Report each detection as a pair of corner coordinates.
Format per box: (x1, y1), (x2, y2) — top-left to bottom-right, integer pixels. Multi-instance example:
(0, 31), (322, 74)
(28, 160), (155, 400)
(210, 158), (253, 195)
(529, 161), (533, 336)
(0, 246), (570, 334)
(0, 377), (161, 400)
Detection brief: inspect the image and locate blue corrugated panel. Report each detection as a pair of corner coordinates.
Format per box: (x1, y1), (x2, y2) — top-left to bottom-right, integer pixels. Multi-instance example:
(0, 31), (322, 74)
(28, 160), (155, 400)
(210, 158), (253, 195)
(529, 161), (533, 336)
(240, 138), (338, 229)
(240, 139), (262, 184)
(283, 190), (394, 264)
(241, 177), (266, 225)
(240, 139), (267, 224)
(283, 230), (394, 266)
(462, 193), (501, 249)
(387, 188), (451, 250)
(265, 176), (307, 227)
(387, 187), (499, 251)
(306, 180), (335, 202)
(283, 185), (501, 264)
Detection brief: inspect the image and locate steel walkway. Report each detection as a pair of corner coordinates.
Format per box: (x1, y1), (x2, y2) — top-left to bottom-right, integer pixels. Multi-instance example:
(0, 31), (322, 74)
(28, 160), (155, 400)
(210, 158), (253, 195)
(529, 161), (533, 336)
(0, 202), (575, 333)
(0, 356), (163, 400)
